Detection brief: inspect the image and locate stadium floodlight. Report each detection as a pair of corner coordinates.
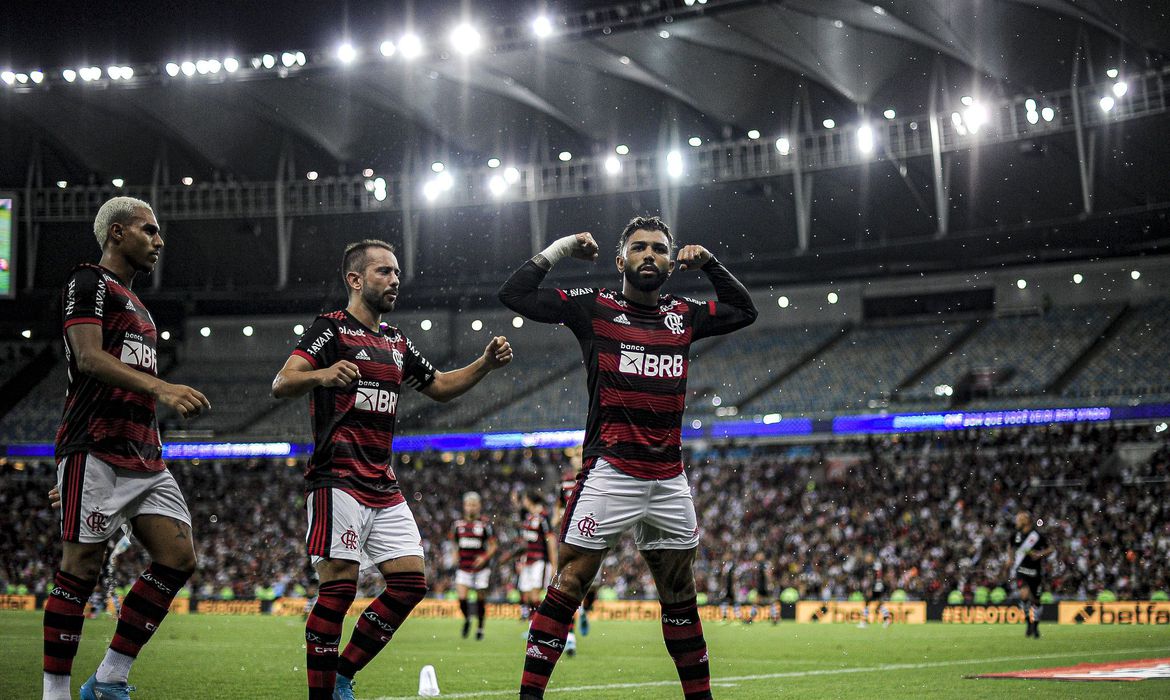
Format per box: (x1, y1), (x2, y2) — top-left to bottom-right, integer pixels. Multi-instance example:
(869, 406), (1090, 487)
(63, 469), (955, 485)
(822, 118), (835, 129)
(691, 419), (702, 429)
(883, 108), (896, 119)
(604, 156), (621, 175)
(1026, 110), (1039, 125)
(712, 395), (722, 406)
(1112, 81), (1128, 98)
(659, 30), (671, 39)
(207, 59), (221, 74)
(1025, 99), (1037, 112)
(503, 167), (520, 184)
(196, 60), (210, 75)
(423, 181), (440, 202)
(181, 61), (196, 76)
(856, 124), (874, 154)
(306, 171), (318, 181)
(558, 151), (572, 162)
(1099, 96), (1115, 112)
(827, 292), (839, 304)
(21, 329), (32, 339)
(1016, 278), (1027, 289)
(471, 319), (483, 331)
(775, 137), (790, 155)
(295, 52), (306, 66)
(688, 136), (702, 147)
(1106, 67), (1118, 78)
(375, 183), (389, 201)
(435, 171), (454, 191)
(380, 40), (396, 58)
(294, 324), (305, 335)
(30, 70), (44, 83)
(14, 73), (28, 84)
(488, 174), (507, 197)
(181, 177), (194, 186)
(420, 319), (432, 331)
(262, 54), (276, 69)
(362, 168), (375, 177)
(487, 158), (500, 168)
(56, 180), (67, 188)
(512, 316), (524, 328)
(615, 144), (630, 155)
(961, 95), (975, 106)
(374, 177), (386, 188)
(281, 52), (296, 68)
(242, 325), (254, 337)
(666, 150), (683, 178)
(1041, 107), (1055, 122)
(0, 71), (14, 85)
(431, 162), (445, 173)
(964, 102), (990, 133)
(160, 331), (171, 341)
(337, 42), (358, 64)
(224, 57), (239, 73)
(532, 15), (553, 38)
(1158, 422), (1168, 433)
(112, 178), (124, 188)
(747, 129), (760, 140)
(1072, 273), (1083, 284)
(399, 33), (423, 59)
(62, 69), (77, 82)
(450, 24), (482, 55)
(200, 326), (211, 337)
(777, 296), (789, 308)
(1131, 270), (1141, 280)
(365, 179), (376, 192)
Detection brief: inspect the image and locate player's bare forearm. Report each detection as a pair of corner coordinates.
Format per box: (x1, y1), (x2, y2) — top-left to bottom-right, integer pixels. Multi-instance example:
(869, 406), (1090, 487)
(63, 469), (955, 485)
(68, 324), (163, 396)
(271, 367), (322, 399)
(423, 337), (512, 402)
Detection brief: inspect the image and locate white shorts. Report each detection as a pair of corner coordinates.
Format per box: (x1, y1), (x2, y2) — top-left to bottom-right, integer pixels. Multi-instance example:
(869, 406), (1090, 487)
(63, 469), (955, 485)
(57, 453), (191, 544)
(519, 561), (552, 593)
(455, 568), (491, 590)
(561, 458), (699, 551)
(306, 489), (424, 566)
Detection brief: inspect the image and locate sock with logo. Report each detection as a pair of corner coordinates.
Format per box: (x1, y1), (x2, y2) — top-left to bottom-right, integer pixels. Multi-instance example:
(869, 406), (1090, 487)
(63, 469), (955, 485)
(661, 597), (712, 700)
(43, 570), (96, 694)
(337, 572), (427, 679)
(306, 580), (356, 699)
(98, 562), (190, 683)
(520, 586), (579, 697)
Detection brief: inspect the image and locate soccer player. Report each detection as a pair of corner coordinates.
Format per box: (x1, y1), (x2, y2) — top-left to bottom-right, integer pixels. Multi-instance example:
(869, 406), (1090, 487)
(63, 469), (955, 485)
(1009, 511), (1053, 638)
(553, 470), (597, 637)
(272, 239), (513, 700)
(87, 531), (131, 619)
(858, 566), (892, 629)
(452, 491), (498, 640)
(498, 216), (758, 699)
(748, 552), (778, 625)
(44, 196), (211, 700)
(518, 491), (558, 627)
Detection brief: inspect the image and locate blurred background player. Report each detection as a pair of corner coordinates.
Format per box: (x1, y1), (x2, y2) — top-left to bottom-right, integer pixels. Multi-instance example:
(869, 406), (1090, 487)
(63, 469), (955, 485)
(554, 469), (596, 637)
(1009, 511), (1053, 638)
(87, 530), (131, 619)
(858, 566), (892, 629)
(272, 239), (512, 700)
(45, 196), (210, 700)
(748, 552), (779, 624)
(451, 491), (497, 640)
(719, 559), (742, 622)
(517, 491), (565, 646)
(499, 218), (757, 700)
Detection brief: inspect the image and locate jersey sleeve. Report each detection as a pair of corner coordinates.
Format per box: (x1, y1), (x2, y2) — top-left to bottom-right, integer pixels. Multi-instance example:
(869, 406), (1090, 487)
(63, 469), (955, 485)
(485, 522), (497, 542)
(690, 259), (758, 340)
(400, 335), (438, 391)
(63, 267), (106, 329)
(291, 316), (339, 369)
(540, 515), (553, 536)
(497, 260), (593, 334)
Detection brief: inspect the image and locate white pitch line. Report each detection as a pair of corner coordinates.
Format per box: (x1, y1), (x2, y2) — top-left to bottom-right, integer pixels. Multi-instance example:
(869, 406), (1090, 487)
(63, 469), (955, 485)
(363, 645), (1170, 699)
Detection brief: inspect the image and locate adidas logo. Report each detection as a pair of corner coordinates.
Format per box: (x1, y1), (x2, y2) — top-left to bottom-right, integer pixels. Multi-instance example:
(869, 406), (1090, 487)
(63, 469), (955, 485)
(124, 299), (136, 312)
(613, 314), (631, 325)
(354, 349), (371, 360)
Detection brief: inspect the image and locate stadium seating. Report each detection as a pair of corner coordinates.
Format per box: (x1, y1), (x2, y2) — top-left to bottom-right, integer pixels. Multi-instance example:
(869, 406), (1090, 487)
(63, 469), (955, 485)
(1063, 299), (1170, 402)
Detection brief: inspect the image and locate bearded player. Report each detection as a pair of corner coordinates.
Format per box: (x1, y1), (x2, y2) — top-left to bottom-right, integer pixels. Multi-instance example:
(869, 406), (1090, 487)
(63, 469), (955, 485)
(499, 216), (757, 699)
(451, 491), (498, 640)
(273, 239), (512, 700)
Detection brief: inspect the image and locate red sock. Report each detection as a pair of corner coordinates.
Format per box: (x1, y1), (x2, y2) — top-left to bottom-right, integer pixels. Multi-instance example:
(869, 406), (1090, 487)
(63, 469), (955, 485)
(661, 597), (712, 700)
(519, 587), (579, 698)
(306, 580), (356, 699)
(337, 572), (427, 679)
(109, 562), (189, 658)
(43, 571), (96, 676)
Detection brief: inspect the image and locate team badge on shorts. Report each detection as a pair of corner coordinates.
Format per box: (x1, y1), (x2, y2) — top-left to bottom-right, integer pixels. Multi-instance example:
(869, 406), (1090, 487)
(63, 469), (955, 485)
(577, 514), (599, 538)
(86, 511), (109, 534)
(341, 528), (359, 550)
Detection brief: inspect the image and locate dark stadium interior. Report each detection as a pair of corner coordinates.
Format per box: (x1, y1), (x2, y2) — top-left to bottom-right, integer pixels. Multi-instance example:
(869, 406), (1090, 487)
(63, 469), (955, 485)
(2, 0), (1170, 637)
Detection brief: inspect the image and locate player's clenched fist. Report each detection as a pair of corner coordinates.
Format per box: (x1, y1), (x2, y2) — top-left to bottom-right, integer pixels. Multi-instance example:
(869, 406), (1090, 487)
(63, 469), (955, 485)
(483, 336), (514, 369)
(318, 359), (361, 388)
(676, 244), (713, 271)
(571, 232), (600, 261)
(154, 382), (212, 418)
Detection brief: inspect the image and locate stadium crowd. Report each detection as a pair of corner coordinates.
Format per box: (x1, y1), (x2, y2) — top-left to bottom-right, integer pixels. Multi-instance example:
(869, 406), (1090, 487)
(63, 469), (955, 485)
(2, 424), (1166, 603)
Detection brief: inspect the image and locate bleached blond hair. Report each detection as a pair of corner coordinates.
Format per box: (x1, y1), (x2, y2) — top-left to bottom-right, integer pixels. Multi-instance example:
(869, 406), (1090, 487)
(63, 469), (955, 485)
(94, 196), (153, 250)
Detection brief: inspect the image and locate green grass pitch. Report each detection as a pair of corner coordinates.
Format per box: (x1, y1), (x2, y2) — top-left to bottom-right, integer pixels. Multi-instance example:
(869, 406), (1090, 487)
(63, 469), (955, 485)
(3, 611), (1168, 698)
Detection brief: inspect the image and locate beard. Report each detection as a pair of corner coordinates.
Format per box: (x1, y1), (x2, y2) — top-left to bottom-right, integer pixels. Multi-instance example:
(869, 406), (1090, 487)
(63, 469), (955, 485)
(362, 286), (397, 313)
(624, 264), (669, 292)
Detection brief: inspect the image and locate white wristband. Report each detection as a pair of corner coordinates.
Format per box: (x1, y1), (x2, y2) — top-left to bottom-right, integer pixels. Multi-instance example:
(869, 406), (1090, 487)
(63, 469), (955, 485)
(537, 235), (578, 266)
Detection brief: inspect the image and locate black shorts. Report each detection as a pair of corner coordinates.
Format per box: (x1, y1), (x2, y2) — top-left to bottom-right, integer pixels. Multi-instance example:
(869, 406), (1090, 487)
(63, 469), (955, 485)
(1016, 575), (1042, 600)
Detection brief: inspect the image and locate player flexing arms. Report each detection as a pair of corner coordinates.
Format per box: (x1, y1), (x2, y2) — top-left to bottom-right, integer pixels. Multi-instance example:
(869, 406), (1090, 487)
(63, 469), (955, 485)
(44, 197), (210, 700)
(1009, 511), (1053, 638)
(499, 216), (757, 700)
(451, 491), (497, 640)
(272, 240), (513, 700)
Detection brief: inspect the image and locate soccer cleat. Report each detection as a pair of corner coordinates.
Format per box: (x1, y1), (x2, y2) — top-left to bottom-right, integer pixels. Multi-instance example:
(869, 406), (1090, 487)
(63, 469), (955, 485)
(476, 628), (484, 641)
(461, 619), (471, 638)
(332, 674), (356, 700)
(79, 674), (135, 700)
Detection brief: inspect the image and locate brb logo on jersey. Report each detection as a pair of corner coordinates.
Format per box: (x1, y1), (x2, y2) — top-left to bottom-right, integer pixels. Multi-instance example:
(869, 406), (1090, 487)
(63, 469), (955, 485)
(618, 343), (684, 378)
(664, 312), (685, 334)
(119, 333), (156, 372)
(355, 380), (399, 414)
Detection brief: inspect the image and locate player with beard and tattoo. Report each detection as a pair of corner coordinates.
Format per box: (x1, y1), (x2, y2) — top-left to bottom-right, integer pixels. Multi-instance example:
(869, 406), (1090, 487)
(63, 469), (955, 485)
(273, 239), (513, 700)
(499, 216), (757, 700)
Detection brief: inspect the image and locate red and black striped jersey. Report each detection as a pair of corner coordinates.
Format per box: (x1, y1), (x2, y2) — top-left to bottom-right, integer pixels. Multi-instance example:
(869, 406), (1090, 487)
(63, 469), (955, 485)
(498, 259), (757, 480)
(56, 264), (163, 472)
(291, 310), (436, 508)
(521, 509), (553, 564)
(452, 517), (495, 572)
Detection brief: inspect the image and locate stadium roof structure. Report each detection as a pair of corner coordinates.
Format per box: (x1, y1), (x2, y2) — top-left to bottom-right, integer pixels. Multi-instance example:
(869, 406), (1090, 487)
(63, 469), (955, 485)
(2, 0), (1170, 296)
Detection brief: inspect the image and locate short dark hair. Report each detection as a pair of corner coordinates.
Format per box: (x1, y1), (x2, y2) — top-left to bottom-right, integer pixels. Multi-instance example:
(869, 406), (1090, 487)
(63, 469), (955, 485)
(617, 215), (673, 255)
(524, 490), (544, 506)
(342, 239), (396, 280)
